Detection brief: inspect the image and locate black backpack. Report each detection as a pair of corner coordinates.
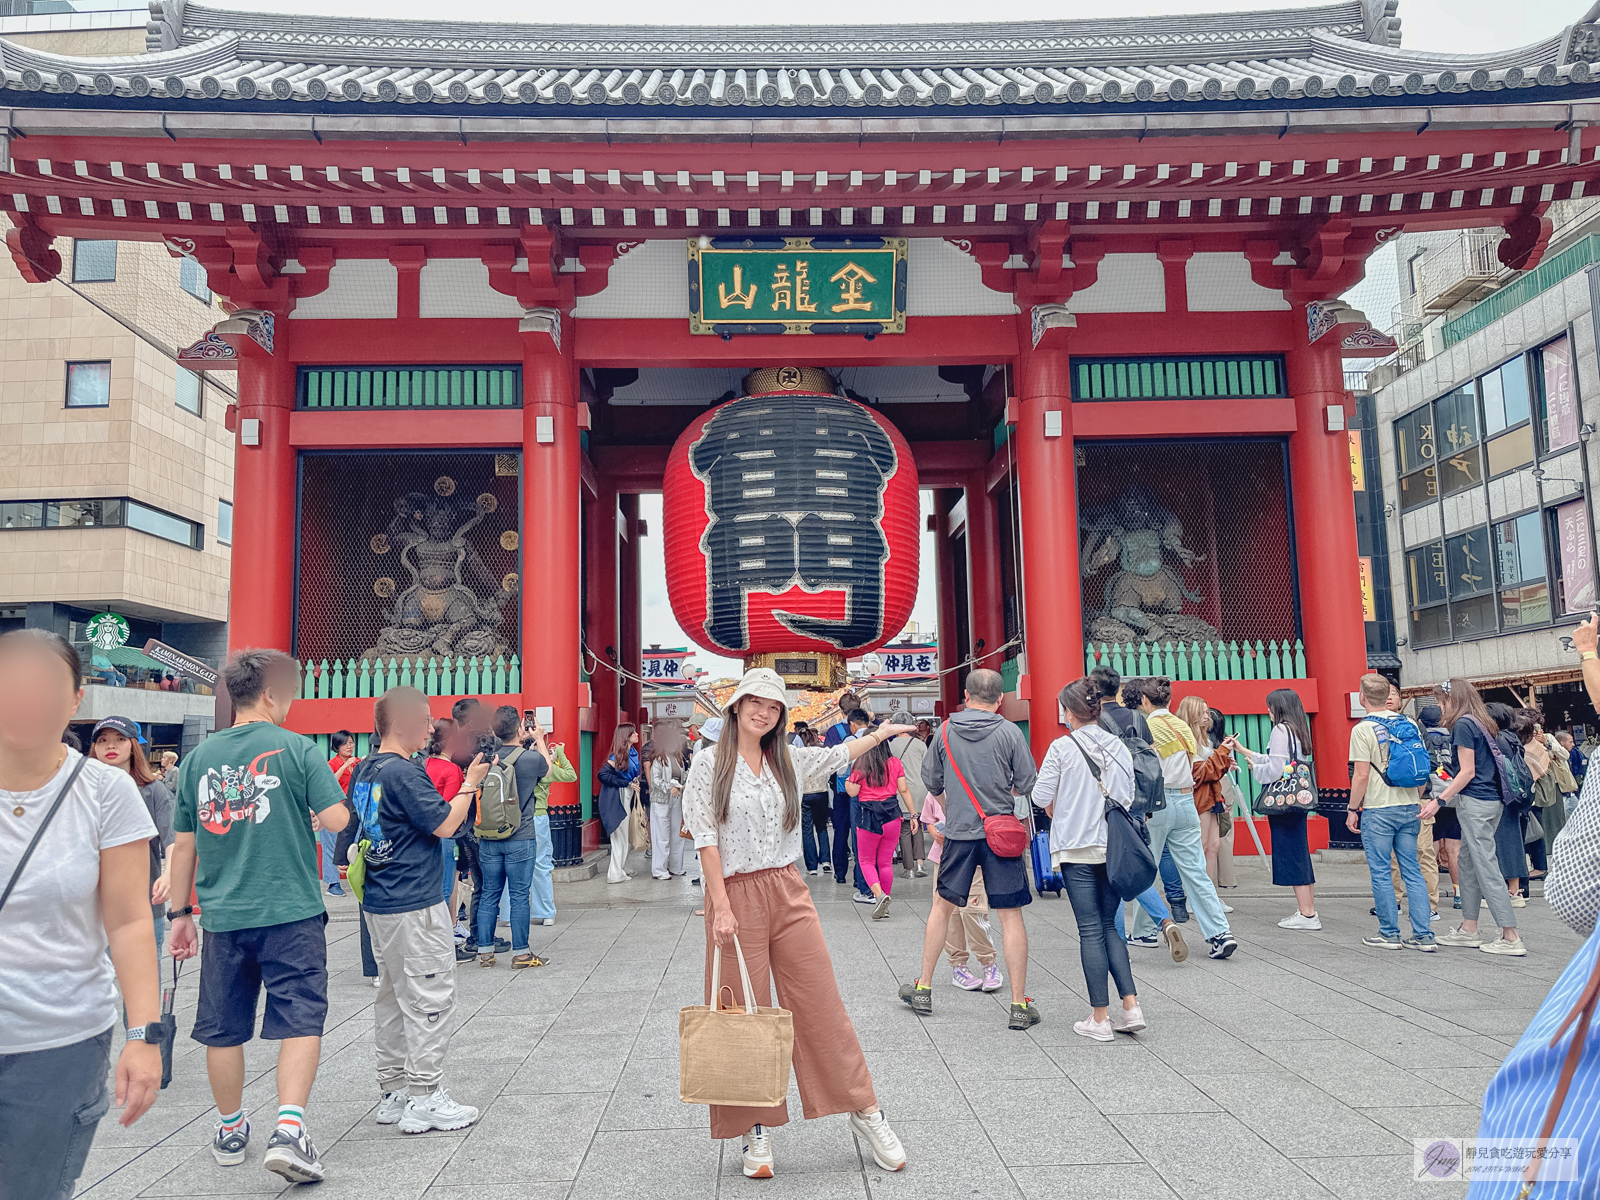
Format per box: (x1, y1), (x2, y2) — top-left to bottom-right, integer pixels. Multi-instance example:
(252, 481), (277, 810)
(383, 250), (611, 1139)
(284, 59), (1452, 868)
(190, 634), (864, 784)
(1098, 713), (1166, 816)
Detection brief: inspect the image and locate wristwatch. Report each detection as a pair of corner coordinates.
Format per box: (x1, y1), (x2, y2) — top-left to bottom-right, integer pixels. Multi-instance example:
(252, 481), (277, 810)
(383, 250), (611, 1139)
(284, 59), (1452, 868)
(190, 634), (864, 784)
(125, 1022), (163, 1043)
(166, 905), (195, 921)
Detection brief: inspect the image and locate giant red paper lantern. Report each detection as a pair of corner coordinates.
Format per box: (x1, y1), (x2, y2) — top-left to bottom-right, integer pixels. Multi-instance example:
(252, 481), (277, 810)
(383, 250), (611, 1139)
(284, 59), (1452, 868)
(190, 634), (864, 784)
(662, 378), (920, 679)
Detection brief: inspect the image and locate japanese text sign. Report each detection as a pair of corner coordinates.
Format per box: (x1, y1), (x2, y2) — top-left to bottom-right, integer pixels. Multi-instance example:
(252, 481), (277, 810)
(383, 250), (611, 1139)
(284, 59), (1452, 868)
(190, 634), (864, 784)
(689, 237), (907, 335)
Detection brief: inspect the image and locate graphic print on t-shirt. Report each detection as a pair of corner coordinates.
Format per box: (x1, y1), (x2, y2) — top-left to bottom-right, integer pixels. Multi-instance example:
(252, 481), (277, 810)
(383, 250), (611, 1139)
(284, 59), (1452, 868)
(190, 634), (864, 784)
(350, 776), (393, 867)
(196, 749), (284, 834)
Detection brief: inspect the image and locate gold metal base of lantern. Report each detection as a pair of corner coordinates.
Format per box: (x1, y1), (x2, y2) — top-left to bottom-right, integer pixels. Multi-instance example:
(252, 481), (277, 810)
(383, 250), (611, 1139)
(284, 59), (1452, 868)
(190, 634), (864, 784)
(743, 366), (837, 396)
(745, 651), (846, 692)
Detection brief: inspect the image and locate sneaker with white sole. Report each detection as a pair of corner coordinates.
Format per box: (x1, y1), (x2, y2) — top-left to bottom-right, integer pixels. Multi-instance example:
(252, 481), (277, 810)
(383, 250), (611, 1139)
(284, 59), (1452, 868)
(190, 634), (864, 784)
(1510, 896), (1528, 909)
(871, 893), (891, 920)
(1480, 938), (1528, 957)
(1074, 1015), (1114, 1042)
(981, 963), (1003, 992)
(375, 1092), (407, 1125)
(1278, 912), (1322, 930)
(1164, 921), (1190, 962)
(1436, 925), (1484, 948)
(1221, 903), (1234, 913)
(849, 1109), (906, 1171)
(1207, 933), (1238, 959)
(1126, 934), (1160, 948)
(1362, 933), (1403, 949)
(211, 1119), (249, 1166)
(1110, 1004), (1147, 1034)
(263, 1128), (324, 1184)
(398, 1086), (480, 1134)
(852, 892), (875, 905)
(952, 966), (982, 990)
(742, 1124), (774, 1178)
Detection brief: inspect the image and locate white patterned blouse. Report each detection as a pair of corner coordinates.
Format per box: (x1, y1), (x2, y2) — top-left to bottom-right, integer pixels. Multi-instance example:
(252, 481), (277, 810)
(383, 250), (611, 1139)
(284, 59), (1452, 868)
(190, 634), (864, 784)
(684, 742), (850, 877)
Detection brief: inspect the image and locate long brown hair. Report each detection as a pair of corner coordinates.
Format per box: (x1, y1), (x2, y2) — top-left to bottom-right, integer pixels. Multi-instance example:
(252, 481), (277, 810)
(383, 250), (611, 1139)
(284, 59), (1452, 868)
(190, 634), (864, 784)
(608, 723), (636, 769)
(1175, 695), (1211, 744)
(93, 728), (159, 786)
(710, 697), (800, 832)
(1436, 678), (1498, 737)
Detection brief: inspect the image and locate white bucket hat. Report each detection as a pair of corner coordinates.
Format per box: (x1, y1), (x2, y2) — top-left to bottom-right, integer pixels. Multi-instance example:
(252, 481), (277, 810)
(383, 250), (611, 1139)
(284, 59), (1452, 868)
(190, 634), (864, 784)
(726, 667), (787, 710)
(698, 717), (724, 743)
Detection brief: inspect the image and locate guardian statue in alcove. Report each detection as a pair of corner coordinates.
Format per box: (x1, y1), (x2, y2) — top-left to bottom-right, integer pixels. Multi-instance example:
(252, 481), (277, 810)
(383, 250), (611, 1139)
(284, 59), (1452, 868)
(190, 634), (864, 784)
(1079, 486), (1220, 645)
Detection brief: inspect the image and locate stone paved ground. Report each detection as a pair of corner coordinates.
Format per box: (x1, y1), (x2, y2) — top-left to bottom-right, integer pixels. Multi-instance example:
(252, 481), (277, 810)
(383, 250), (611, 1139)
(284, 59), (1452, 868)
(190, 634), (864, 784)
(74, 852), (1584, 1200)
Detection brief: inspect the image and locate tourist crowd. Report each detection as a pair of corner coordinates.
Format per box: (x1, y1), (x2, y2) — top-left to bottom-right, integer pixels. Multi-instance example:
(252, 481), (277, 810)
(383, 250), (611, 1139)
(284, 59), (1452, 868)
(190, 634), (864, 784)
(3, 618), (1599, 1193)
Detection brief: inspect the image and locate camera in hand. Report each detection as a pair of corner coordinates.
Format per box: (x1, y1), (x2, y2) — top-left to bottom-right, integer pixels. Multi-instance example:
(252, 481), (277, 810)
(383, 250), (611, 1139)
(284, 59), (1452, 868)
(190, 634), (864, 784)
(475, 732), (501, 761)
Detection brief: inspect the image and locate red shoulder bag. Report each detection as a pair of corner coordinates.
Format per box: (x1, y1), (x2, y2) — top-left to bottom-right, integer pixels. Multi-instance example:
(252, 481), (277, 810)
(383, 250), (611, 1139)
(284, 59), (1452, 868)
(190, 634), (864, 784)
(941, 721), (1028, 858)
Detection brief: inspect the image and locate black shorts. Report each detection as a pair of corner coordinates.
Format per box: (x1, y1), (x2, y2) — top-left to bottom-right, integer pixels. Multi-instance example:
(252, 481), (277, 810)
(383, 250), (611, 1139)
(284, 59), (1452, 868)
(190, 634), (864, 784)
(935, 837), (1031, 910)
(192, 913), (330, 1046)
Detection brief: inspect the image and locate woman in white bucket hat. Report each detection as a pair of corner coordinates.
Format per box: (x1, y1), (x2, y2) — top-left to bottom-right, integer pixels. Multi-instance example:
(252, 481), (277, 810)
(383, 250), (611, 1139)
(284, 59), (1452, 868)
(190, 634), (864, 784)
(684, 667), (915, 1180)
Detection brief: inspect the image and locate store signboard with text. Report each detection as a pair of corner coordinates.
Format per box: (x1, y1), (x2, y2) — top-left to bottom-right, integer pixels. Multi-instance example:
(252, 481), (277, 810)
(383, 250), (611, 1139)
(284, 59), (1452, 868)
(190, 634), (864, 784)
(688, 237), (906, 336)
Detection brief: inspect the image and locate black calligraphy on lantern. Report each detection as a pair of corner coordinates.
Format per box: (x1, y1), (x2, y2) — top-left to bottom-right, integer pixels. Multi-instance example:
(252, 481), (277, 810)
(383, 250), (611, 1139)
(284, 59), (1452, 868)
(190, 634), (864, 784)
(689, 395), (898, 652)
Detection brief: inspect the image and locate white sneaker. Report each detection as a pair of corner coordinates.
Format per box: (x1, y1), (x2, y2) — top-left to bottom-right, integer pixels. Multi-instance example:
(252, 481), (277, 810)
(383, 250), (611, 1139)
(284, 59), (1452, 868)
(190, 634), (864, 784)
(852, 892), (875, 905)
(372, 977), (381, 988)
(1509, 896), (1528, 909)
(1074, 1015), (1114, 1042)
(1110, 1004), (1147, 1034)
(1221, 903), (1234, 913)
(398, 1087), (480, 1134)
(849, 1109), (906, 1171)
(871, 893), (892, 920)
(538, 918), (555, 926)
(1480, 938), (1528, 957)
(1436, 925), (1484, 947)
(742, 1124), (774, 1178)
(1278, 912), (1322, 930)
(375, 1092), (407, 1125)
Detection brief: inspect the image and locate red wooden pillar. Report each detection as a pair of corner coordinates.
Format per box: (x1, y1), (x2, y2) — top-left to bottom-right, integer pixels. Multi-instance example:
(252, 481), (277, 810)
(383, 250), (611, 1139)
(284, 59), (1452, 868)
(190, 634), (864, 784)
(965, 468), (1005, 671)
(520, 319), (582, 811)
(585, 478), (620, 768)
(226, 314), (296, 654)
(1287, 311), (1367, 778)
(934, 490), (961, 713)
(1014, 330), (1083, 762)
(618, 492), (642, 724)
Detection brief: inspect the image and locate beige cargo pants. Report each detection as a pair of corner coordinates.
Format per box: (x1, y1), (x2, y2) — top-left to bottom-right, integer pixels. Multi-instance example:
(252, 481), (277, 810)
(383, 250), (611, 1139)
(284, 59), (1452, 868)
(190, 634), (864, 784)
(366, 901), (458, 1096)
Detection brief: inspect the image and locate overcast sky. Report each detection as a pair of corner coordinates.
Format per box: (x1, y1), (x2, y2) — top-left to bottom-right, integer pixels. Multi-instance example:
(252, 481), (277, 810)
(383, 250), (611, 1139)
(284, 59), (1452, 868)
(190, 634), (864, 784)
(256, 0), (1572, 683)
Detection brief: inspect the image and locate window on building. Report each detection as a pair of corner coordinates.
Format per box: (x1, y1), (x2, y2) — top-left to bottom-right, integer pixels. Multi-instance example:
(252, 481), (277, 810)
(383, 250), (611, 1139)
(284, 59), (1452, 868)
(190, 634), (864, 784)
(71, 239), (117, 283)
(175, 367), (202, 417)
(0, 497), (200, 548)
(1536, 335), (1580, 455)
(1433, 388), (1483, 497)
(179, 257), (212, 304)
(1395, 406), (1438, 513)
(217, 499), (233, 545)
(1494, 512), (1550, 628)
(1405, 540), (1449, 646)
(65, 361), (111, 407)
(1479, 354), (1535, 477)
(126, 500), (203, 549)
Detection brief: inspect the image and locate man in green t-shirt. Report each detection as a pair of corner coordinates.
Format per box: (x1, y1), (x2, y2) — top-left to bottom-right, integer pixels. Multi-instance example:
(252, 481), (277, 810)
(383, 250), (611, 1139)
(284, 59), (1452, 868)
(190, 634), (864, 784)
(168, 649), (350, 1187)
(1347, 672), (1437, 953)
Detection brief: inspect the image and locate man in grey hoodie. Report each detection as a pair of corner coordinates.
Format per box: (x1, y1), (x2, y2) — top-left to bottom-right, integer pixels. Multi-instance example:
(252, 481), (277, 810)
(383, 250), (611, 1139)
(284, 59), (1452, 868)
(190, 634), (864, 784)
(898, 668), (1041, 1030)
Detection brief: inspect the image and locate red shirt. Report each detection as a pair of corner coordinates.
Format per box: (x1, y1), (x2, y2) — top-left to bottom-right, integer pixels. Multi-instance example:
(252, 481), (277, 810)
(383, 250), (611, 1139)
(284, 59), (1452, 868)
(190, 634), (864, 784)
(425, 757), (466, 802)
(328, 755), (357, 795)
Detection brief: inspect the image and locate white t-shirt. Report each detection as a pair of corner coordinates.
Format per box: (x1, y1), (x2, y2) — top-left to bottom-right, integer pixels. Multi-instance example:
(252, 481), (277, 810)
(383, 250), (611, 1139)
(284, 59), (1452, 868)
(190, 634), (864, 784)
(0, 750), (156, 1053)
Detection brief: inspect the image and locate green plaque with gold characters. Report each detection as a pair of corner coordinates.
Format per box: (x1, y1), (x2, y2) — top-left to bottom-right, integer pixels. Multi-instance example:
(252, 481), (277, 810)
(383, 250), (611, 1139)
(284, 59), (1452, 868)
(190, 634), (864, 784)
(688, 236), (907, 337)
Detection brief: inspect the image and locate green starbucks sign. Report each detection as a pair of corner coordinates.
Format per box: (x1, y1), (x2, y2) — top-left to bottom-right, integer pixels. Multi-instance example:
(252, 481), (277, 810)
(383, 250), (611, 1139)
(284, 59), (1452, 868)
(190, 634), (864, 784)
(689, 236), (907, 336)
(86, 611), (130, 650)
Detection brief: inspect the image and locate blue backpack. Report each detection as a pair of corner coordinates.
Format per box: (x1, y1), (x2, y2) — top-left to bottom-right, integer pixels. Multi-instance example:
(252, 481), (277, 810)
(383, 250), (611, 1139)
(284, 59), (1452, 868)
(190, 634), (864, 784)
(1363, 714), (1433, 789)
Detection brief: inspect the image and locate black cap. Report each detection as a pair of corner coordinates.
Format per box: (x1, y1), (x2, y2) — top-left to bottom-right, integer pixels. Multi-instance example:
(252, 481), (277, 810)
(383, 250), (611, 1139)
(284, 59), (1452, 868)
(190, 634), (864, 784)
(91, 715), (142, 743)
(1417, 704), (1443, 726)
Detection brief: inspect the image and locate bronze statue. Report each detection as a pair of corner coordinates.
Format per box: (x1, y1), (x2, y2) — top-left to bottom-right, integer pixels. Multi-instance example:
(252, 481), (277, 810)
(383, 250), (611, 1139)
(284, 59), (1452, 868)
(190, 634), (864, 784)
(367, 489), (514, 660)
(1079, 487), (1220, 645)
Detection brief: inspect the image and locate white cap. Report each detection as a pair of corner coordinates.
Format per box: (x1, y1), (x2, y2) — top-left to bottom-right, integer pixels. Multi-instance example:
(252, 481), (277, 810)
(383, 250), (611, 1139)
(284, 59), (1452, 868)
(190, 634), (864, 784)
(727, 667), (787, 709)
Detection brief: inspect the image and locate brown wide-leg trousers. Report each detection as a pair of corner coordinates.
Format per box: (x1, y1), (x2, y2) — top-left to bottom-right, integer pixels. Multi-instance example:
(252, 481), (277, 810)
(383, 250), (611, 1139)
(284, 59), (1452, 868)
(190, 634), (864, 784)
(702, 864), (876, 1140)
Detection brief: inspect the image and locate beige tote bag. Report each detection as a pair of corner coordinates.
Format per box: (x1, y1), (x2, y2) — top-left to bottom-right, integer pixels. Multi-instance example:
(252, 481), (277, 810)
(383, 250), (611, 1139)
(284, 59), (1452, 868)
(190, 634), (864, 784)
(679, 937), (794, 1107)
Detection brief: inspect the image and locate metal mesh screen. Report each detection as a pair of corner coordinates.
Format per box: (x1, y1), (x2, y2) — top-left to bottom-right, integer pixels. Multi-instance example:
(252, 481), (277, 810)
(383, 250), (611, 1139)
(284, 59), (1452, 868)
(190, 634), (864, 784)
(295, 451), (521, 665)
(1077, 439), (1298, 668)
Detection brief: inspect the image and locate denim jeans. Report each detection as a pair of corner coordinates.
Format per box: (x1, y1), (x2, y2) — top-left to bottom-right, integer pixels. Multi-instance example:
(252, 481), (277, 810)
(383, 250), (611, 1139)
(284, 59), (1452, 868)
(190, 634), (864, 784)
(1063, 863), (1137, 1009)
(1360, 803), (1430, 940)
(1143, 789), (1231, 940)
(0, 1027), (112, 1199)
(529, 813), (556, 921)
(1114, 880), (1172, 938)
(801, 793), (830, 871)
(319, 828), (339, 886)
(1159, 847), (1186, 902)
(477, 838), (536, 952)
(831, 789), (853, 878)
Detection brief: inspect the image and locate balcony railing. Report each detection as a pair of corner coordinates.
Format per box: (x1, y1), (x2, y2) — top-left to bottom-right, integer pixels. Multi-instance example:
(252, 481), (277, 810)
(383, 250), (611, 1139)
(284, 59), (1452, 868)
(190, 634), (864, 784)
(1085, 639), (1307, 682)
(1417, 229), (1506, 313)
(1442, 233), (1600, 347)
(296, 654), (522, 699)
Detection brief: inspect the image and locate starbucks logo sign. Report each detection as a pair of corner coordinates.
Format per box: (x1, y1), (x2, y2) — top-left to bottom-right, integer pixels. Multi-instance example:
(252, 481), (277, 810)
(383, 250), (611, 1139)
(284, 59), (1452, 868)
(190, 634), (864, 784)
(86, 612), (130, 651)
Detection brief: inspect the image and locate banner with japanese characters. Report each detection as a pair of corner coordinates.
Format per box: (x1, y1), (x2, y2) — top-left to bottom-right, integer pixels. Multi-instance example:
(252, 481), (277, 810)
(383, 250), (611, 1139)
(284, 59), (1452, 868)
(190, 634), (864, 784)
(688, 237), (907, 335)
